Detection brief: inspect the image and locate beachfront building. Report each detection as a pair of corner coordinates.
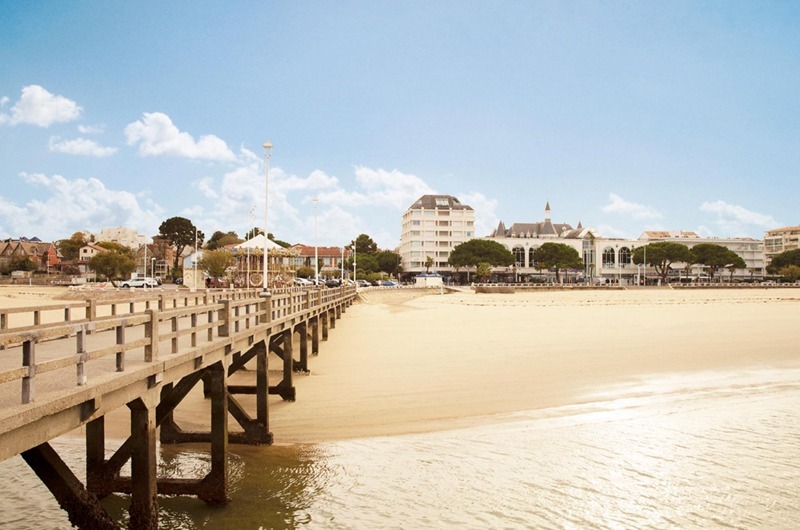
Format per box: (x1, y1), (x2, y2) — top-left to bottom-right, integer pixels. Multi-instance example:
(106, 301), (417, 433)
(764, 225), (800, 264)
(639, 231), (765, 281)
(485, 202), (600, 282)
(287, 244), (351, 279)
(399, 194), (475, 279)
(0, 238), (61, 273)
(94, 226), (147, 249)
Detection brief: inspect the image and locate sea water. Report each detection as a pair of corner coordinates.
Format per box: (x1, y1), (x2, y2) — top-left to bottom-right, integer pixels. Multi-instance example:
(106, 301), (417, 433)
(1, 368), (799, 529)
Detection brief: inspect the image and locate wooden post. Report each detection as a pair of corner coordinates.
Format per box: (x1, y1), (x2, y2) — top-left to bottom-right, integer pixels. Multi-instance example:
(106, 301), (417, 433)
(116, 324), (126, 372)
(144, 309), (159, 362)
(199, 362), (228, 504)
(76, 326), (87, 386)
(218, 299), (232, 337)
(22, 338), (36, 403)
(128, 398), (158, 530)
(257, 340), (269, 433)
(311, 317), (320, 355)
(295, 323), (308, 372)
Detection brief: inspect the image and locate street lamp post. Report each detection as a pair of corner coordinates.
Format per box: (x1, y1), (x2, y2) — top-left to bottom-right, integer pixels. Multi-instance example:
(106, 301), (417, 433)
(262, 140), (273, 296)
(313, 196), (319, 285)
(353, 241), (357, 285)
(151, 257), (156, 283)
(193, 227), (198, 291)
(340, 225), (345, 282)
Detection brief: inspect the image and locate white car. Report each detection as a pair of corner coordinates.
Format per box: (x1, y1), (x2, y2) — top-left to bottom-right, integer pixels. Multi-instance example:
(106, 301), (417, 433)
(293, 277), (314, 286)
(120, 277), (159, 288)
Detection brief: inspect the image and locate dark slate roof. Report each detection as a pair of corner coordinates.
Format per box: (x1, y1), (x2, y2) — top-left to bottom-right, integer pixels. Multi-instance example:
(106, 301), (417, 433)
(408, 195), (473, 210)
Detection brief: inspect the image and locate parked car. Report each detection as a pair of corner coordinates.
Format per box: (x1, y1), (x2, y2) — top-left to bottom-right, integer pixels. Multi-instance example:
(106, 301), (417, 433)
(356, 279), (370, 288)
(380, 280), (399, 287)
(174, 277), (183, 285)
(325, 279), (341, 288)
(119, 277), (159, 288)
(294, 277), (313, 286)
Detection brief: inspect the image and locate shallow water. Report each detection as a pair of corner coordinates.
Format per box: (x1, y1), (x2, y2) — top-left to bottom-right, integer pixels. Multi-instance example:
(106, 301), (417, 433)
(1, 368), (799, 529)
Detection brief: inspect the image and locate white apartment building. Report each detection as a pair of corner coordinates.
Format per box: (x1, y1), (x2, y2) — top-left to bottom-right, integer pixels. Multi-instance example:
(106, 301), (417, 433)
(94, 227), (148, 249)
(399, 195), (475, 277)
(764, 225), (800, 263)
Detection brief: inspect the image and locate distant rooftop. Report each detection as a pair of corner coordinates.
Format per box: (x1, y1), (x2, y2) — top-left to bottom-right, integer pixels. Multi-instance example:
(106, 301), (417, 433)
(407, 195), (473, 210)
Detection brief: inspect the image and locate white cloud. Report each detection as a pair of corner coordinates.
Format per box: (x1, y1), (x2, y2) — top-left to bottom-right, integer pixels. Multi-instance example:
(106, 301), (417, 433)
(192, 177), (219, 199)
(78, 124), (105, 134)
(124, 112), (236, 161)
(602, 193), (663, 219)
(0, 85), (82, 127)
(0, 173), (163, 240)
(699, 200), (778, 236)
(595, 224), (631, 239)
(185, 163), (439, 248)
(0, 96), (8, 107)
(457, 191), (498, 238)
(49, 136), (117, 157)
(353, 166), (436, 210)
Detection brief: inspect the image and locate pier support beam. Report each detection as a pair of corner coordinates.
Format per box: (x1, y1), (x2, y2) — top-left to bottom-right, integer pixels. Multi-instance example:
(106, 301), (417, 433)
(22, 442), (117, 530)
(293, 322), (309, 373)
(321, 312), (329, 341)
(128, 397), (158, 530)
(267, 330), (295, 401)
(310, 316), (320, 356)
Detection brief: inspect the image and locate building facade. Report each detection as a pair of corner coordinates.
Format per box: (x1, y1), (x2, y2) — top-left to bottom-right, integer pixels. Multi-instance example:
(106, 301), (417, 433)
(399, 194), (475, 277)
(764, 225), (800, 263)
(94, 227), (147, 249)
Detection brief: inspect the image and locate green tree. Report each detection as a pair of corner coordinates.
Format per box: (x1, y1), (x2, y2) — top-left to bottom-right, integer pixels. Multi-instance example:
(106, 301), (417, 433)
(206, 231), (242, 250)
(532, 242), (583, 283)
(8, 256), (38, 272)
(295, 266), (315, 279)
(475, 262), (493, 282)
(424, 255), (434, 273)
(691, 243), (746, 281)
(351, 234), (378, 255)
(159, 217), (204, 273)
(244, 227), (264, 240)
(767, 249), (800, 274)
(448, 239), (515, 268)
(376, 250), (402, 275)
(89, 251), (136, 280)
(97, 241), (135, 257)
(633, 242), (692, 284)
(268, 232), (291, 248)
(57, 232), (88, 261)
(198, 250), (235, 279)
(356, 253), (378, 274)
(780, 265), (800, 282)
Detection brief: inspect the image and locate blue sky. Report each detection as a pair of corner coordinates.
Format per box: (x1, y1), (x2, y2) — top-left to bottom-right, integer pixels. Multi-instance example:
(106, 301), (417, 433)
(1, 1), (798, 249)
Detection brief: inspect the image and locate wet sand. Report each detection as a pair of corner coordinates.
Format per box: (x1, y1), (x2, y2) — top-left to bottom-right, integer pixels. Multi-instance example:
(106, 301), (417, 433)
(3, 286), (799, 444)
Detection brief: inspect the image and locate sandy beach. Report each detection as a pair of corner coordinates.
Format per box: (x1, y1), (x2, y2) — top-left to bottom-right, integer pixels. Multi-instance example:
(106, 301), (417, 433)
(2, 286), (799, 444)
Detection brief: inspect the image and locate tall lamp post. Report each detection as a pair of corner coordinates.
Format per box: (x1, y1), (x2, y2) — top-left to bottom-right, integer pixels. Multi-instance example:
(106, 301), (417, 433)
(313, 196), (319, 285)
(151, 258), (156, 285)
(353, 240), (357, 285)
(340, 225), (345, 282)
(262, 140), (273, 296)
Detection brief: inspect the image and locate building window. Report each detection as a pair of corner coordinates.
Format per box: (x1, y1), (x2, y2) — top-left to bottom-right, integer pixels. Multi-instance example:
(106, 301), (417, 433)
(513, 246), (525, 267)
(619, 247), (631, 267)
(435, 198), (449, 207)
(602, 247), (616, 267)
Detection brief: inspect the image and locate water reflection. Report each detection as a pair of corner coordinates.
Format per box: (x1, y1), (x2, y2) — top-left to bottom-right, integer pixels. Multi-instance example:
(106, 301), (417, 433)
(1, 369), (799, 529)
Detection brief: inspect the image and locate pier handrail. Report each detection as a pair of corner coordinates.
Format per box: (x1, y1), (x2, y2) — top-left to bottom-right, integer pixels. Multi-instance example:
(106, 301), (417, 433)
(0, 286), (356, 408)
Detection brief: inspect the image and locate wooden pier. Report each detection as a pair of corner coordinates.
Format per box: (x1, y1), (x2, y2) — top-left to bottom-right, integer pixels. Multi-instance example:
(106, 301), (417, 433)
(0, 286), (356, 529)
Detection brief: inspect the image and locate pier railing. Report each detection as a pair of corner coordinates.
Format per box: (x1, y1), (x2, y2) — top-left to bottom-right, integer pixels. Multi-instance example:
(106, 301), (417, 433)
(0, 286), (356, 408)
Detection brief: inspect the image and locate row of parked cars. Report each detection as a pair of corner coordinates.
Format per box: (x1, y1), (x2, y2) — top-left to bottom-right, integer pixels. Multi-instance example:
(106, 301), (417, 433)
(292, 278), (398, 288)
